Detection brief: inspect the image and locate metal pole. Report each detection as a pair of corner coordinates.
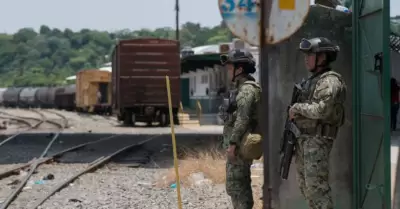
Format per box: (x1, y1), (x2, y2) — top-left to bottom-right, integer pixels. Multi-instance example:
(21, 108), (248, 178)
(175, 0), (180, 42)
(260, 0), (272, 208)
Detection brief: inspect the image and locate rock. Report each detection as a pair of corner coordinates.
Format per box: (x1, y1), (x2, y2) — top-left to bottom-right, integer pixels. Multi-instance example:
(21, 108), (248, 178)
(7, 179), (21, 185)
(189, 172), (213, 187)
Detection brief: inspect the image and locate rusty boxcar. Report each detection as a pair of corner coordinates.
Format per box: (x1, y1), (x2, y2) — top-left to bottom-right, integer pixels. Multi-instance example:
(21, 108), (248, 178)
(76, 69), (112, 114)
(111, 38), (181, 126)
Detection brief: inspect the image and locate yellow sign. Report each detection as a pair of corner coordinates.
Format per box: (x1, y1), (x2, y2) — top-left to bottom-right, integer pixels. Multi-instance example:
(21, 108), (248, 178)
(279, 0), (295, 10)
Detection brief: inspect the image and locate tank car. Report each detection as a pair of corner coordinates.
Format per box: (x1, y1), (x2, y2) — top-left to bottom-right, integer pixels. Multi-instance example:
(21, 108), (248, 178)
(55, 84), (76, 111)
(19, 87), (39, 108)
(36, 87), (64, 108)
(3, 87), (23, 107)
(0, 88), (7, 106)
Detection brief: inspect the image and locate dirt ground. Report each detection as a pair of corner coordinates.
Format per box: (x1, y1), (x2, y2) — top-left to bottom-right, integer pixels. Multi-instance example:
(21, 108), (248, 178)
(0, 108), (222, 135)
(157, 146), (264, 209)
(0, 144), (264, 209)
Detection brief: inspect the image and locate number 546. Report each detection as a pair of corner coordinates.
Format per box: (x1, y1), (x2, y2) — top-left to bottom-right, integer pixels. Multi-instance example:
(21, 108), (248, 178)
(220, 0), (256, 13)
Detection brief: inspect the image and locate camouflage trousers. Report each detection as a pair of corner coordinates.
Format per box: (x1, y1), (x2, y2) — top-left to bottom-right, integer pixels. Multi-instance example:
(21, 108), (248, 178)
(295, 135), (334, 209)
(226, 157), (253, 209)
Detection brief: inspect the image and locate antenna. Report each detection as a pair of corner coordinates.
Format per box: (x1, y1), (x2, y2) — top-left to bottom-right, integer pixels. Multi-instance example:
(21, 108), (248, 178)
(175, 0), (180, 42)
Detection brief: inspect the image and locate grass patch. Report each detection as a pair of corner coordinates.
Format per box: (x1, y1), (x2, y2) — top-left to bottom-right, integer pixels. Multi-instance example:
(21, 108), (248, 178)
(155, 144), (264, 208)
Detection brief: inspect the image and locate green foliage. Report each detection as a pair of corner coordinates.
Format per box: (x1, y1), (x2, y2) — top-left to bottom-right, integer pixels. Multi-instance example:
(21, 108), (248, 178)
(0, 22), (233, 87)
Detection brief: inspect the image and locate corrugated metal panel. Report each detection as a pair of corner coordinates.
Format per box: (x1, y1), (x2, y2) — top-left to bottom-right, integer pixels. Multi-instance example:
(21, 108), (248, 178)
(76, 69), (111, 108)
(19, 87), (39, 106)
(112, 38), (181, 109)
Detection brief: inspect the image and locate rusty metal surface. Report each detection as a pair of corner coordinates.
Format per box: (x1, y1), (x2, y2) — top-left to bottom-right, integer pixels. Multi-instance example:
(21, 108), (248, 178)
(218, 0), (310, 45)
(112, 38), (181, 109)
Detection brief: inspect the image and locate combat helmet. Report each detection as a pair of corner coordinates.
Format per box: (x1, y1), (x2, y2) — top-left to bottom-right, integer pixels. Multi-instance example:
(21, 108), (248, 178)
(299, 37), (340, 65)
(220, 48), (256, 81)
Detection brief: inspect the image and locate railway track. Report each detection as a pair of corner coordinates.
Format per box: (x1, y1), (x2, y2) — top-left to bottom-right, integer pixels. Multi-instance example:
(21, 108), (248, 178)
(0, 108), (67, 209)
(0, 109), (48, 148)
(0, 130), (160, 209)
(0, 108), (162, 208)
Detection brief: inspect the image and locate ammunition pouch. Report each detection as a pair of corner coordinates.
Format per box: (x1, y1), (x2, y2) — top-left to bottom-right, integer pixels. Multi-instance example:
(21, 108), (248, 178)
(240, 132), (263, 160)
(299, 124), (338, 138)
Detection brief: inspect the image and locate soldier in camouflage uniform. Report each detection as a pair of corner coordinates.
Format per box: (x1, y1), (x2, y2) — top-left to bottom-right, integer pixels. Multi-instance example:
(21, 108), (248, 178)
(289, 37), (346, 209)
(218, 49), (261, 209)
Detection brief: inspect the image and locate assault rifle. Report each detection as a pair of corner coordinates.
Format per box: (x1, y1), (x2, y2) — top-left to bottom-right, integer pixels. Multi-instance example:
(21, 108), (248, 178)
(279, 83), (303, 180)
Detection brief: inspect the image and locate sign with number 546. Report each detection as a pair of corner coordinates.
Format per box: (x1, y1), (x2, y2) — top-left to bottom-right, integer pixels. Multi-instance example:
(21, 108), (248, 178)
(218, 0), (310, 45)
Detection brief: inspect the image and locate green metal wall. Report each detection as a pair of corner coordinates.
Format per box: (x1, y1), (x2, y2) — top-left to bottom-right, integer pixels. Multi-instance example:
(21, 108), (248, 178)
(265, 3), (392, 207)
(180, 78), (190, 107)
(352, 0), (391, 208)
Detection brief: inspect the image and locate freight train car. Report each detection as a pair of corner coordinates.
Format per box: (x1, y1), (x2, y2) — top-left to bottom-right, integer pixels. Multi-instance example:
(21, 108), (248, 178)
(3, 87), (23, 107)
(19, 87), (39, 107)
(0, 88), (6, 105)
(55, 84), (76, 111)
(36, 87), (64, 108)
(76, 69), (112, 114)
(112, 38), (181, 126)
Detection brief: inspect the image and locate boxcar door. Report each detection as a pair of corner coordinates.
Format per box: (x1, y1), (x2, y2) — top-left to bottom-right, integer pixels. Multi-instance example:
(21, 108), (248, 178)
(353, 0), (391, 208)
(98, 82), (108, 103)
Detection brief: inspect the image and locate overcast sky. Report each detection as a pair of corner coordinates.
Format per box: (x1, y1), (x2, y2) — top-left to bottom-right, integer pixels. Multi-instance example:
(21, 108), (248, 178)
(0, 0), (398, 33)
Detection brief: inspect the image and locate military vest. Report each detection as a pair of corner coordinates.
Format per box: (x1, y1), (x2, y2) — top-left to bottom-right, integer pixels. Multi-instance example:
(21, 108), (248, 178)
(221, 79), (261, 148)
(242, 80), (262, 134)
(294, 70), (347, 135)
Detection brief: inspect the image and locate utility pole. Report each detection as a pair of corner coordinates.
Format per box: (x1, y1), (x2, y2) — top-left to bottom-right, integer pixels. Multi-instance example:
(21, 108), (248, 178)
(260, 0), (272, 208)
(175, 0), (180, 42)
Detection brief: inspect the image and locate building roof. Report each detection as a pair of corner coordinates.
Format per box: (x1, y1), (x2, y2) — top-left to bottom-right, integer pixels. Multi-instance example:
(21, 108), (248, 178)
(181, 40), (259, 74)
(191, 45), (220, 54)
(65, 63), (111, 81)
(181, 53), (221, 74)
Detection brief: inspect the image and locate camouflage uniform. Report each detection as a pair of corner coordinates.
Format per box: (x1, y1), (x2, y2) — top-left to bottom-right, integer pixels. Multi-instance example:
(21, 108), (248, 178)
(222, 75), (261, 209)
(291, 37), (346, 209)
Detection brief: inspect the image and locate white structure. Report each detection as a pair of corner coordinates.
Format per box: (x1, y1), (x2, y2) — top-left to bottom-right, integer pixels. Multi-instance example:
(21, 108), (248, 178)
(181, 39), (260, 100)
(65, 62), (112, 81)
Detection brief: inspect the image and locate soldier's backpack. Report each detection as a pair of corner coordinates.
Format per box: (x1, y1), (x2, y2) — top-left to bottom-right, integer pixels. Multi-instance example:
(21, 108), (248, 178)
(239, 80), (263, 160)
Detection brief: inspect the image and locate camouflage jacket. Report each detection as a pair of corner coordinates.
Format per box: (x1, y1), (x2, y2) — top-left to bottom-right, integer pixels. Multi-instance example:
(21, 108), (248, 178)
(291, 70), (347, 128)
(222, 76), (261, 148)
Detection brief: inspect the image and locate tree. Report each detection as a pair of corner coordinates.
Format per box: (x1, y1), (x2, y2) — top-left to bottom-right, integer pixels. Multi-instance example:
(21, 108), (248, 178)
(0, 22), (236, 86)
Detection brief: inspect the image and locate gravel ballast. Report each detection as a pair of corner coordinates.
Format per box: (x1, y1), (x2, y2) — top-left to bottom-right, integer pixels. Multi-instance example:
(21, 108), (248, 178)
(0, 164), (232, 209)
